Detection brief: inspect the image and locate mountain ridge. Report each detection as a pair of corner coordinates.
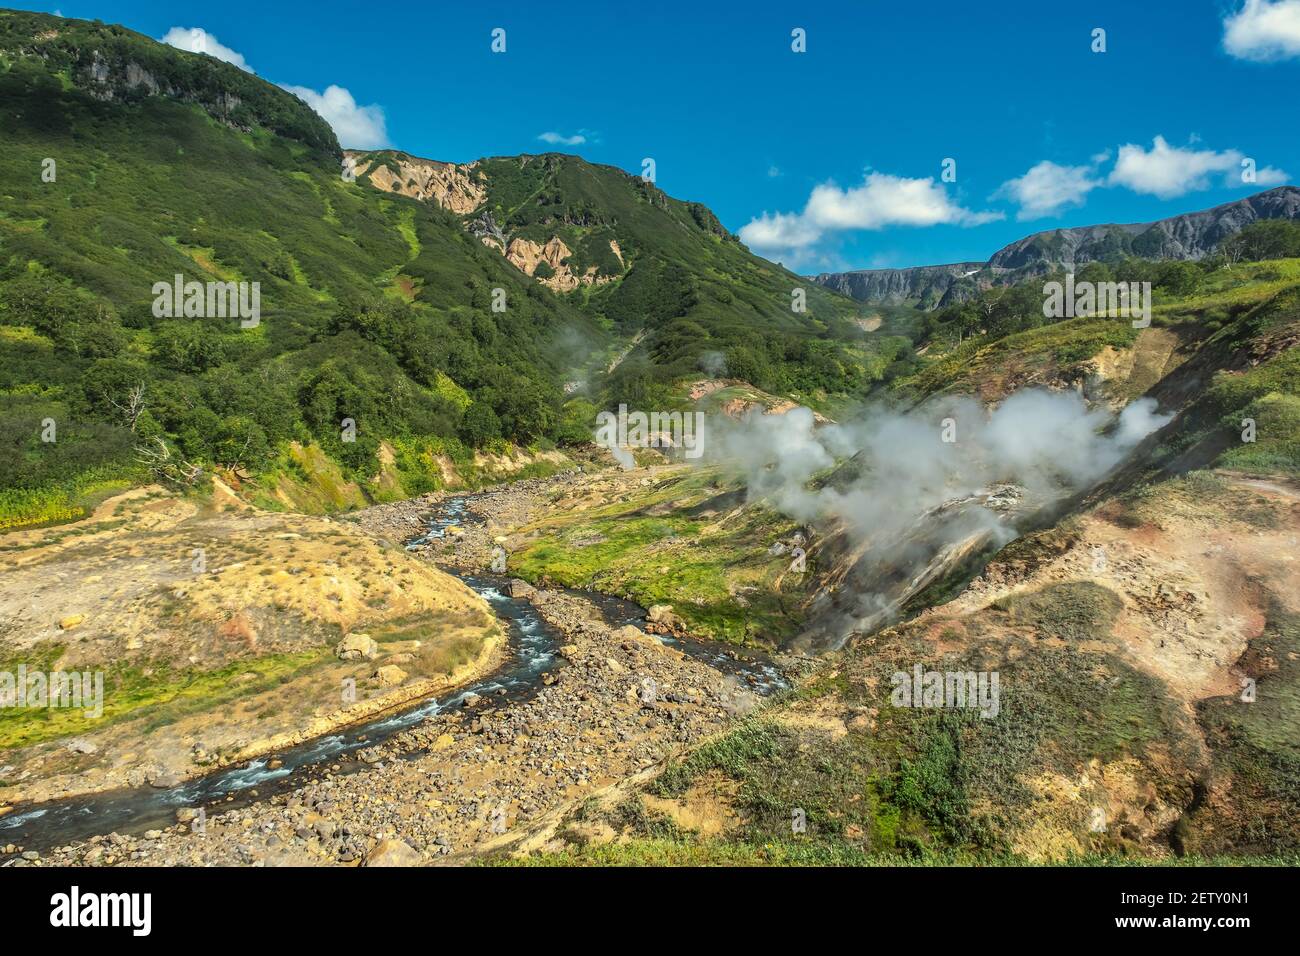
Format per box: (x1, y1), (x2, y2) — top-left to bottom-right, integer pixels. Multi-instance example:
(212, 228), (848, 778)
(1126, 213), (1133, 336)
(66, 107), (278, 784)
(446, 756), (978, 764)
(815, 186), (1300, 308)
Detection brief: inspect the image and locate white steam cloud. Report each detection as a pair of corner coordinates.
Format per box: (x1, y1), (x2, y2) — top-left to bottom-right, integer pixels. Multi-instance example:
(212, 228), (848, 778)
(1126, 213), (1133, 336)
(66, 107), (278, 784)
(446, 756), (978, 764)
(707, 390), (1171, 645)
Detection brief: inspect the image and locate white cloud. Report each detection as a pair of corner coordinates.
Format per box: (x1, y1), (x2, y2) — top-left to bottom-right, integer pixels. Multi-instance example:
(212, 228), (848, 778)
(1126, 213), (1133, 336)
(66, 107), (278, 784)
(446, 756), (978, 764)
(1108, 135), (1287, 198)
(1224, 0), (1300, 61)
(738, 211), (824, 251)
(281, 84), (389, 149)
(161, 27), (253, 73)
(538, 131), (587, 146)
(739, 172), (1000, 260)
(994, 160), (1102, 220)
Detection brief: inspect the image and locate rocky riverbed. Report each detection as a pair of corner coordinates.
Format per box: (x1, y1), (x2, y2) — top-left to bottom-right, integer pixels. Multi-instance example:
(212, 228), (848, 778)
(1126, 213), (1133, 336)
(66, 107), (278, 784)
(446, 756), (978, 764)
(5, 468), (772, 867)
(10, 584), (758, 866)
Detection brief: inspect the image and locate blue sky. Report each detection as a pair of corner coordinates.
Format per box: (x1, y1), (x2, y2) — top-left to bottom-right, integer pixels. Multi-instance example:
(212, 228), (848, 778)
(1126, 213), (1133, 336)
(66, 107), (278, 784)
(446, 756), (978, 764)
(23, 0), (1300, 272)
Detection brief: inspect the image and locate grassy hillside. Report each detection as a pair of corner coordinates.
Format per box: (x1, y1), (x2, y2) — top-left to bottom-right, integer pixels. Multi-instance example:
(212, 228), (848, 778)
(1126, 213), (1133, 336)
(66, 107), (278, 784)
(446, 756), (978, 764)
(0, 10), (601, 529)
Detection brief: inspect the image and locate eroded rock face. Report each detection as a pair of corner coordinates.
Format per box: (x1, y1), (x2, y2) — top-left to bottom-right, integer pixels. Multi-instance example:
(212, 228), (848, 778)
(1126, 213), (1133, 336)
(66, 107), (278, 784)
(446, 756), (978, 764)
(347, 151), (486, 214)
(507, 236), (571, 281)
(82, 52), (253, 134)
(504, 236), (618, 292)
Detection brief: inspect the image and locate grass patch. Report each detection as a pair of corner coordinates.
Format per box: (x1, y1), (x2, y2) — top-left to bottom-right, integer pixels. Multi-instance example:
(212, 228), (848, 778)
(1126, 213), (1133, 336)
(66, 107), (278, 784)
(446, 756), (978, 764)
(0, 645), (331, 750)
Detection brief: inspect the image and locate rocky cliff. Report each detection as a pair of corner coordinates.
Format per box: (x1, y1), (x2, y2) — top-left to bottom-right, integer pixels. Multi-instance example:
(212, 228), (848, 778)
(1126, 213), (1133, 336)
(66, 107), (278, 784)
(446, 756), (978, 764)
(813, 262), (984, 307)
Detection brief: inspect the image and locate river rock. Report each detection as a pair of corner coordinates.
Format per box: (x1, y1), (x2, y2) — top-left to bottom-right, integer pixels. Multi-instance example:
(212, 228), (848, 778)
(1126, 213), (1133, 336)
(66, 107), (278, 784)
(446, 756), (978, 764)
(335, 633), (378, 661)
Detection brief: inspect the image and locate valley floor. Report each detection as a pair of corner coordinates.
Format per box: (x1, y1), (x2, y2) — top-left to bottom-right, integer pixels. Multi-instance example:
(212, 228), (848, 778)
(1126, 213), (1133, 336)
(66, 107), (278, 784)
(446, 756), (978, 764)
(2, 462), (1297, 866)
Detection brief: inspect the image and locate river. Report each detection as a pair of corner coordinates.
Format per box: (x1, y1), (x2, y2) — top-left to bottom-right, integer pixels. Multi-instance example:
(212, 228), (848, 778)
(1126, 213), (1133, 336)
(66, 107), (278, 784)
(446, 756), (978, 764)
(0, 494), (784, 852)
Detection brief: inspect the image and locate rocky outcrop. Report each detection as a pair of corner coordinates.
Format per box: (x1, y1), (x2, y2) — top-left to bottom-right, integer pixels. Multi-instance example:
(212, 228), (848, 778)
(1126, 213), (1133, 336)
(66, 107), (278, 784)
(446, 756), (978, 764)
(469, 209), (507, 252)
(0, 13), (337, 152)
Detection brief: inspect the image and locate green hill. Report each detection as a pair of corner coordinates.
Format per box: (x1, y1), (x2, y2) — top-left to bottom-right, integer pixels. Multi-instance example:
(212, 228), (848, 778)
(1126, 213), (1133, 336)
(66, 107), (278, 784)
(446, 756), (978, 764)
(0, 9), (602, 528)
(349, 149), (880, 410)
(0, 9), (884, 529)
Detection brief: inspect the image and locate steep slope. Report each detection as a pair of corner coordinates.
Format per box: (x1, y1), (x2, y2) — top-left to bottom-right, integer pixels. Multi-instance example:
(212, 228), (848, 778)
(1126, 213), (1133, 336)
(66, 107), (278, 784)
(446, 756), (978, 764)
(0, 10), (599, 530)
(348, 149), (877, 406)
(816, 186), (1300, 308)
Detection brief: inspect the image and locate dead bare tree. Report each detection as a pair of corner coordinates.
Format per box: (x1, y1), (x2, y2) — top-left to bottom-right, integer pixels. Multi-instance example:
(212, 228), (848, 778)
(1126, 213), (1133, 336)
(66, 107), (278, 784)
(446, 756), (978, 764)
(108, 382), (147, 431)
(1221, 237), (1246, 271)
(134, 436), (203, 487)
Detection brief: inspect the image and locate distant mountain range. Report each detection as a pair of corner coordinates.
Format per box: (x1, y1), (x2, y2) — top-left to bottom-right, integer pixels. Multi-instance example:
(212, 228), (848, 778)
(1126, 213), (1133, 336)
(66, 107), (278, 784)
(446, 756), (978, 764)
(813, 186), (1300, 309)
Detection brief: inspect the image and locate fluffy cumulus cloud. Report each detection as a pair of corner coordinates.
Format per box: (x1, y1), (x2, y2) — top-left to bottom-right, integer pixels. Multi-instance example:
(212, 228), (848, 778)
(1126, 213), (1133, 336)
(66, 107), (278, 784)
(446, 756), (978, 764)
(281, 84), (389, 149)
(1223, 0), (1300, 61)
(160, 27), (254, 72)
(538, 131), (587, 146)
(995, 137), (1288, 219)
(739, 172), (1001, 262)
(993, 160), (1101, 220)
(1108, 135), (1287, 198)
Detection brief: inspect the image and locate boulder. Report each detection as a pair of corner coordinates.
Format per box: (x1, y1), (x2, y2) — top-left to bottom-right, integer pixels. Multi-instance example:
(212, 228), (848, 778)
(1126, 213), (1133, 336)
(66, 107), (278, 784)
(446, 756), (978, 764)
(365, 838), (422, 867)
(372, 665), (407, 686)
(335, 633), (378, 661)
(506, 578), (536, 599)
(647, 604), (685, 631)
